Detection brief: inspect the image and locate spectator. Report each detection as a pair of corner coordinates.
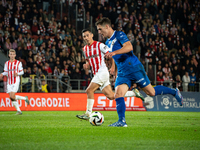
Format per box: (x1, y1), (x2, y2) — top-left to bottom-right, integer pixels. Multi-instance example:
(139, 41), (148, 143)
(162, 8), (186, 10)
(162, 63), (171, 74)
(67, 35), (73, 50)
(157, 71), (164, 85)
(182, 72), (190, 92)
(71, 68), (81, 89)
(40, 79), (51, 93)
(172, 66), (179, 81)
(168, 72), (174, 88)
(60, 30), (66, 40)
(189, 72), (196, 92)
(12, 39), (18, 50)
(62, 71), (70, 92)
(36, 36), (43, 47)
(174, 75), (182, 89)
(163, 72), (170, 87)
(180, 65), (186, 79)
(43, 0), (50, 13)
(31, 22), (39, 35)
(76, 52), (83, 63)
(4, 38), (12, 52)
(44, 62), (52, 74)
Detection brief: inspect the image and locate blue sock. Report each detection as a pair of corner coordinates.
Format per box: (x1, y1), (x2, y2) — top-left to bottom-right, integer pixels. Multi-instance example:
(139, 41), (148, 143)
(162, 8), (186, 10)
(115, 97), (126, 121)
(154, 85), (176, 96)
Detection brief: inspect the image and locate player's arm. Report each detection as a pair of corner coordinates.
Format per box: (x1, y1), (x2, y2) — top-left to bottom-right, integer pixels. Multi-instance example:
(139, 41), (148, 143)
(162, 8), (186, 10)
(105, 41), (133, 58)
(109, 58), (115, 75)
(0, 63), (8, 79)
(99, 43), (115, 75)
(82, 50), (90, 70)
(105, 32), (133, 58)
(83, 60), (90, 70)
(0, 73), (3, 80)
(15, 62), (24, 77)
(114, 41), (133, 55)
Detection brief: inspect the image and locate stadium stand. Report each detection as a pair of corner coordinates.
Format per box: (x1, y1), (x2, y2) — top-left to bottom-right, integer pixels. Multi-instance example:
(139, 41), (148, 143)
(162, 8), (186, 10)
(0, 0), (200, 92)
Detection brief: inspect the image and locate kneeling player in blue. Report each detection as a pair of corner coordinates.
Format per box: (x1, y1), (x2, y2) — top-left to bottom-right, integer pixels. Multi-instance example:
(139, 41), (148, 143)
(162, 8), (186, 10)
(96, 18), (183, 127)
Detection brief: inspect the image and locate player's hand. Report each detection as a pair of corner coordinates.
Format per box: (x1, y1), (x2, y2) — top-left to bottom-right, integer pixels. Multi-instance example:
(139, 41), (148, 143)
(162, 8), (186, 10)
(109, 67), (115, 75)
(14, 72), (18, 77)
(104, 57), (112, 70)
(104, 51), (116, 59)
(0, 74), (3, 80)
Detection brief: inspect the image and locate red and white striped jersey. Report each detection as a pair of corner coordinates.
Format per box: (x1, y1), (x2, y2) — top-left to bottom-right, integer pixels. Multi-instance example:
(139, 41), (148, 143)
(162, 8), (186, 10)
(3, 60), (23, 85)
(83, 41), (109, 75)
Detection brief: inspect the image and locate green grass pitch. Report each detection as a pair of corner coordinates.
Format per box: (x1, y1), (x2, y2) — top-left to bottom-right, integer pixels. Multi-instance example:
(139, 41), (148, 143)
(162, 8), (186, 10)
(0, 111), (199, 150)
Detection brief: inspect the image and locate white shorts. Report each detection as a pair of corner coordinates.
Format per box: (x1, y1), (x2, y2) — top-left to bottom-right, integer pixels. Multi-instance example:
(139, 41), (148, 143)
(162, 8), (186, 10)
(7, 81), (20, 93)
(91, 67), (110, 91)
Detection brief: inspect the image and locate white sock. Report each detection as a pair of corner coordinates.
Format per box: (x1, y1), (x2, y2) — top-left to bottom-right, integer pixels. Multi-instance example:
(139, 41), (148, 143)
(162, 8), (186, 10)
(124, 91), (136, 97)
(86, 99), (94, 116)
(16, 95), (26, 100)
(12, 101), (21, 112)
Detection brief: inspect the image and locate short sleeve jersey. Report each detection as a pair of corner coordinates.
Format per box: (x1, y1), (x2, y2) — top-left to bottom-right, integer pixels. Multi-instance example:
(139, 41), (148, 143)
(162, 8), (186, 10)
(105, 31), (141, 73)
(83, 41), (109, 75)
(3, 60), (23, 85)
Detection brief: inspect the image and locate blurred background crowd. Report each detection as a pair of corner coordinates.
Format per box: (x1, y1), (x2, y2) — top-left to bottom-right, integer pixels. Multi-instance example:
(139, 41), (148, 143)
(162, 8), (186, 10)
(0, 0), (200, 92)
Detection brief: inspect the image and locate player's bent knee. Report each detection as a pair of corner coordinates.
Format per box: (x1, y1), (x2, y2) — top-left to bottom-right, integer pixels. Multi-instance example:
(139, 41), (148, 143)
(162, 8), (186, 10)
(86, 88), (94, 95)
(106, 94), (115, 100)
(10, 97), (15, 101)
(148, 91), (155, 97)
(114, 93), (123, 99)
(85, 88), (91, 94)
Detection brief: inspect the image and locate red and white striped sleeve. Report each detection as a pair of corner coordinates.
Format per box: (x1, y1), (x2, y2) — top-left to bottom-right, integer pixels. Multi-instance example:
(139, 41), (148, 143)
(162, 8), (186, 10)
(99, 43), (110, 54)
(17, 61), (24, 76)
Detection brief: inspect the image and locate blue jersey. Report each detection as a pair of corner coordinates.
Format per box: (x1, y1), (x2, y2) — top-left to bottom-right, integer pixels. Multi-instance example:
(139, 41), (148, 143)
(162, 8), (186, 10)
(105, 31), (141, 75)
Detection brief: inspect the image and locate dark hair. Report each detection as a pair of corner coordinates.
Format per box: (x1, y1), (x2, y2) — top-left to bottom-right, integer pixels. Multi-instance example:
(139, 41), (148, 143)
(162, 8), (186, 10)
(95, 17), (111, 27)
(81, 28), (92, 34)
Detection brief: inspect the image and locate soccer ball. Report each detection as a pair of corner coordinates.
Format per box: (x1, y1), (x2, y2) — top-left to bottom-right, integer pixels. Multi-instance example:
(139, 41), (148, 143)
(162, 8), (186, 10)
(89, 112), (104, 126)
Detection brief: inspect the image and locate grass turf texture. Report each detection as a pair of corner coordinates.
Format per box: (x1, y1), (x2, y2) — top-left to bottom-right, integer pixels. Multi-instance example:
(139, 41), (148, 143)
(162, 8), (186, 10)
(0, 111), (199, 150)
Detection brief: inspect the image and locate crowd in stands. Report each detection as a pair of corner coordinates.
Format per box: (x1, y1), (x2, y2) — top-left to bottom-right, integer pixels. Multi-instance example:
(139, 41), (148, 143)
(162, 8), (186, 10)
(0, 0), (200, 92)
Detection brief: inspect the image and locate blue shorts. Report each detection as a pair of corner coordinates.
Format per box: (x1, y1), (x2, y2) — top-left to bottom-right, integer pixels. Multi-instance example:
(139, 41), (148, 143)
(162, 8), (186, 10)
(115, 64), (150, 88)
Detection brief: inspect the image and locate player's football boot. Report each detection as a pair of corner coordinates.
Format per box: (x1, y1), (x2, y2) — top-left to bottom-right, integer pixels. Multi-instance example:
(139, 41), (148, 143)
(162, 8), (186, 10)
(133, 88), (145, 101)
(175, 88), (183, 106)
(108, 119), (128, 127)
(25, 96), (30, 105)
(16, 111), (22, 115)
(76, 114), (90, 120)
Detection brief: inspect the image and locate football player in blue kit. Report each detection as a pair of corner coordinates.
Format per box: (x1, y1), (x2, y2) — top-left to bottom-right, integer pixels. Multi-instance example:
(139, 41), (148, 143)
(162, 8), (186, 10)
(96, 18), (183, 127)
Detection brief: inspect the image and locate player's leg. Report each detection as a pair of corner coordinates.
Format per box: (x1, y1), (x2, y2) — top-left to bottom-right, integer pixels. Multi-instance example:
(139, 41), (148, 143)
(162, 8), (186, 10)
(13, 81), (30, 105)
(15, 95), (30, 105)
(85, 82), (100, 115)
(124, 88), (145, 101)
(138, 70), (183, 106)
(9, 92), (22, 115)
(101, 84), (115, 100)
(108, 75), (131, 127)
(112, 64), (144, 100)
(108, 84), (129, 127)
(142, 84), (183, 106)
(76, 82), (100, 120)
